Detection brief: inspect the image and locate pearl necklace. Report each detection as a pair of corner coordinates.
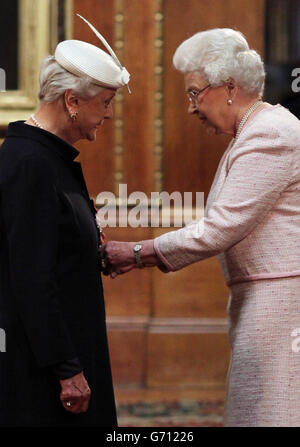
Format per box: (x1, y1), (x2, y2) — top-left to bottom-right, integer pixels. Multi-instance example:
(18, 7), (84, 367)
(30, 114), (44, 129)
(234, 100), (263, 141)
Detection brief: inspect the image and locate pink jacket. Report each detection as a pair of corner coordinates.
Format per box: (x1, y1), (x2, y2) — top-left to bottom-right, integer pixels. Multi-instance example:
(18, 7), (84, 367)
(154, 105), (300, 286)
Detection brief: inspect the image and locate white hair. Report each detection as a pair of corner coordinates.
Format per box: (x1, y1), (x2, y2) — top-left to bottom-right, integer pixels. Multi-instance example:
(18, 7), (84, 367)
(38, 56), (103, 103)
(173, 28), (265, 96)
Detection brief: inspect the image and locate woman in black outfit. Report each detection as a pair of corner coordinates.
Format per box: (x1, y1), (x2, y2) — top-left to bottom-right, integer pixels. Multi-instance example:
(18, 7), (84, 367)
(0, 17), (131, 426)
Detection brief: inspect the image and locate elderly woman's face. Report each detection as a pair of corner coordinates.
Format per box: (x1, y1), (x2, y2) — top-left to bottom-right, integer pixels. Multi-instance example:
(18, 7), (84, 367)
(184, 72), (231, 135)
(75, 88), (116, 141)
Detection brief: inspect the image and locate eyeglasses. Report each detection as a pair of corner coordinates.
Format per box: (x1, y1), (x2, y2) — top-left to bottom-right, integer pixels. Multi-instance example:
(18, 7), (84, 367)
(187, 84), (211, 104)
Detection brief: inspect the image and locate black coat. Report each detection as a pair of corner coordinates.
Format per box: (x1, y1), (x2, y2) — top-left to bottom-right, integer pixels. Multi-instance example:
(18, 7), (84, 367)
(0, 122), (117, 426)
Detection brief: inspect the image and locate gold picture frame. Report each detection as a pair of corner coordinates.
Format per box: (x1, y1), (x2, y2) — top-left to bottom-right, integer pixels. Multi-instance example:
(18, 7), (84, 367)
(0, 0), (73, 128)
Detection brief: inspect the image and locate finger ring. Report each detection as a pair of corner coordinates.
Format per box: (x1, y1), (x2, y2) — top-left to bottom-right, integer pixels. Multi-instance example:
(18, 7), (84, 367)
(66, 401), (72, 407)
(101, 258), (107, 269)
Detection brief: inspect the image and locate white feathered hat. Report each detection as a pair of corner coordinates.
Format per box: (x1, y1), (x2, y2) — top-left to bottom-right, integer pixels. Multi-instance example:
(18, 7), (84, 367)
(55, 14), (131, 92)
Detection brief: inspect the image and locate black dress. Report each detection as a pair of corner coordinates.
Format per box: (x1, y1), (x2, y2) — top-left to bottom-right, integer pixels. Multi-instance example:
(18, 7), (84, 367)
(0, 121), (117, 426)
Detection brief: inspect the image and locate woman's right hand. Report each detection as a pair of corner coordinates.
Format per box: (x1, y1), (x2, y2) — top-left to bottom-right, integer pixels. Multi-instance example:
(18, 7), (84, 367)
(100, 239), (161, 278)
(59, 371), (91, 414)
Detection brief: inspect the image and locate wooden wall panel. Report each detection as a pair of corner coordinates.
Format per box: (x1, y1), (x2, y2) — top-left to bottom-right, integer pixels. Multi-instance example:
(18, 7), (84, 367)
(122, 0), (156, 195)
(152, 228), (228, 318)
(163, 0), (265, 200)
(108, 329), (147, 386)
(108, 329), (230, 388)
(147, 332), (230, 387)
(73, 0), (115, 197)
(152, 259), (228, 318)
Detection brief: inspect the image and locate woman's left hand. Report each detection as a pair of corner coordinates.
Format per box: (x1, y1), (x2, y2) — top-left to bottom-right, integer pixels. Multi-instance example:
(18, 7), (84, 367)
(60, 371), (91, 414)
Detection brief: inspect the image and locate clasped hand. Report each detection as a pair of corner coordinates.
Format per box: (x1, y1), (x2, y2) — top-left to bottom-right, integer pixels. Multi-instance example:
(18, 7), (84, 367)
(60, 371), (91, 414)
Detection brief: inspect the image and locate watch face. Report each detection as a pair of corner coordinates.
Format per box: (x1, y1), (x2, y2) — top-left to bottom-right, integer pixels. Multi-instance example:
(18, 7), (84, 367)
(134, 244), (142, 252)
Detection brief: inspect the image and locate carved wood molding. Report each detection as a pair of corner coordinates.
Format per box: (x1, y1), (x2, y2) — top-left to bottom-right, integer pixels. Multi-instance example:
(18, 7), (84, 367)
(107, 316), (228, 333)
(114, 0), (125, 194)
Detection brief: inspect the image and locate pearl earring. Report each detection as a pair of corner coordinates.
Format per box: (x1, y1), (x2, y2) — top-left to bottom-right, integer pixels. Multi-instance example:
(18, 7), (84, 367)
(227, 99), (233, 105)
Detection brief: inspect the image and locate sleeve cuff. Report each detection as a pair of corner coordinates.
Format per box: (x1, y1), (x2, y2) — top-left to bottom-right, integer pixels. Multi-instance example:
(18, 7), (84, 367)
(153, 238), (175, 273)
(50, 357), (83, 380)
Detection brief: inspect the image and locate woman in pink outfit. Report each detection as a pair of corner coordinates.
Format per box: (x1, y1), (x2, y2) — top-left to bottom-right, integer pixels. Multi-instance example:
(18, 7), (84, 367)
(102, 28), (300, 426)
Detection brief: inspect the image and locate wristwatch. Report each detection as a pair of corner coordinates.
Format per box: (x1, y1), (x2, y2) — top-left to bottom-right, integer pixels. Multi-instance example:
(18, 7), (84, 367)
(133, 243), (144, 268)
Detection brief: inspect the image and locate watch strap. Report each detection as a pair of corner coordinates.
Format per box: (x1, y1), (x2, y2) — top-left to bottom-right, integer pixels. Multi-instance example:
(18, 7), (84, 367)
(134, 243), (144, 268)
